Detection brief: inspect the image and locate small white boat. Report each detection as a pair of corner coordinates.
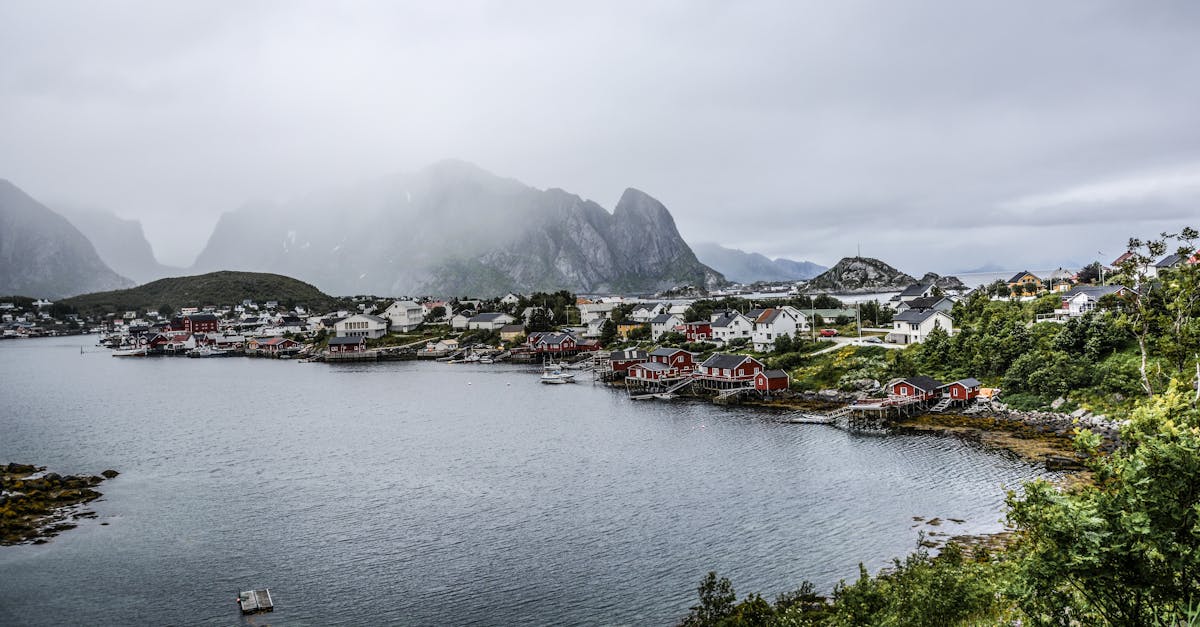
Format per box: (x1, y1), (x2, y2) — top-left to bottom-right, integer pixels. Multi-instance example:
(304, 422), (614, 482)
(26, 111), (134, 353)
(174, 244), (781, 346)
(111, 347), (148, 357)
(540, 366), (576, 384)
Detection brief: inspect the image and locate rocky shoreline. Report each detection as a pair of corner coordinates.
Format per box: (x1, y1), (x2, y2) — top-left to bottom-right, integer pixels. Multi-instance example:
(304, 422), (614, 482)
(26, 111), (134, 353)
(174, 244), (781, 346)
(0, 463), (118, 545)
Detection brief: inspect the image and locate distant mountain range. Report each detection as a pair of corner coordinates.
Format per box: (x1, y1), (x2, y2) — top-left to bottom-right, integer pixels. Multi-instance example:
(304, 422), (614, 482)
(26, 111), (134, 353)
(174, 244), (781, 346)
(0, 179), (131, 298)
(691, 242), (826, 284)
(58, 208), (182, 285)
(191, 160), (724, 296)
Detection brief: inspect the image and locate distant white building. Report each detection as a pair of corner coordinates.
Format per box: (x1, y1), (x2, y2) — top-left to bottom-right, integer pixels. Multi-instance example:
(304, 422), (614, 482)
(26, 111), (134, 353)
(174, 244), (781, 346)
(468, 312), (517, 331)
(382, 300), (425, 332)
(578, 302), (617, 324)
(451, 312), (475, 330)
(335, 313), (389, 339)
(500, 293), (523, 306)
(629, 302), (667, 323)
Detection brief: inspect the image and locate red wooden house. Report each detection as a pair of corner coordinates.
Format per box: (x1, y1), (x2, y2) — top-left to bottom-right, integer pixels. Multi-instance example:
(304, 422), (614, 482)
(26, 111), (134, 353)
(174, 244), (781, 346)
(939, 378), (981, 403)
(249, 336), (300, 355)
(696, 353), (764, 387)
(534, 332), (579, 355)
(647, 347), (695, 371)
(682, 321), (712, 342)
(754, 369), (790, 392)
(608, 349), (648, 372)
(627, 361), (687, 383)
(888, 376), (943, 401)
(328, 336), (367, 353)
(183, 313), (220, 335)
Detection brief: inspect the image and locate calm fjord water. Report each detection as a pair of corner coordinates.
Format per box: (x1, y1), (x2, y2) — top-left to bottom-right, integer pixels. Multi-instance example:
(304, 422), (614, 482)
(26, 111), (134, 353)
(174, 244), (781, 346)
(0, 337), (1050, 625)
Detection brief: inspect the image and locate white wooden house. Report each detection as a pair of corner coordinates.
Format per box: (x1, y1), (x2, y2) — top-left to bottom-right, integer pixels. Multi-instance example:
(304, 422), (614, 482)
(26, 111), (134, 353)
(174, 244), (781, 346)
(335, 313), (389, 339)
(468, 312), (517, 330)
(887, 309), (953, 345)
(649, 313), (684, 341)
(382, 300), (425, 332)
(750, 306), (809, 351)
(710, 311), (754, 344)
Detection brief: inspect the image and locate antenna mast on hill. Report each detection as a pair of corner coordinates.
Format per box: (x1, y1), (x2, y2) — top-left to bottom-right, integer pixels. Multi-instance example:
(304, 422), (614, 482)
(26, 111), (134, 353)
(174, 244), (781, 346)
(857, 243), (861, 258)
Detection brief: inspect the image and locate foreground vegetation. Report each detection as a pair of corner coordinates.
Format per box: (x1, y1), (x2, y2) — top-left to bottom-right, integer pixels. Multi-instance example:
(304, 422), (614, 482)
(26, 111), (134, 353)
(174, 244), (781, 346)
(677, 230), (1200, 625)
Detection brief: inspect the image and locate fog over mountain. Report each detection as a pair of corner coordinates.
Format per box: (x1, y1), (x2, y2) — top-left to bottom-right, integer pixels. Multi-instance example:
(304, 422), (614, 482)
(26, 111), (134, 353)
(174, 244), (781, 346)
(191, 160), (723, 296)
(2, 3), (1198, 273)
(0, 180), (131, 298)
(692, 243), (826, 284)
(59, 209), (182, 285)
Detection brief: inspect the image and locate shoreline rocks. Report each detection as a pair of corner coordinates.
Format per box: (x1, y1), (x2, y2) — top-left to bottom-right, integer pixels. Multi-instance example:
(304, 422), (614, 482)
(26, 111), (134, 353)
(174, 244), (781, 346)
(1, 462), (115, 545)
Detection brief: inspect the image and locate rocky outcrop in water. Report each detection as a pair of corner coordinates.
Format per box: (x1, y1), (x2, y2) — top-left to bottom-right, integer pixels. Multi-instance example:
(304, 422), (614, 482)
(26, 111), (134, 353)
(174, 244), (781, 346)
(192, 160), (724, 296)
(0, 463), (116, 545)
(918, 272), (967, 292)
(801, 256), (915, 293)
(0, 180), (132, 298)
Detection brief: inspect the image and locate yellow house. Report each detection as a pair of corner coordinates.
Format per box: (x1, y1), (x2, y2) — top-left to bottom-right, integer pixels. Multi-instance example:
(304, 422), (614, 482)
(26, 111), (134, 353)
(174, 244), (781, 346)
(499, 324), (526, 343)
(1007, 271), (1041, 293)
(617, 323), (643, 339)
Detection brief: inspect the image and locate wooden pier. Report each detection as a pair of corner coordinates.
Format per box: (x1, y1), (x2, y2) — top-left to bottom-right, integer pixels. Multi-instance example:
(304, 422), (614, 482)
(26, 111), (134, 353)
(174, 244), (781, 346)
(238, 589), (274, 614)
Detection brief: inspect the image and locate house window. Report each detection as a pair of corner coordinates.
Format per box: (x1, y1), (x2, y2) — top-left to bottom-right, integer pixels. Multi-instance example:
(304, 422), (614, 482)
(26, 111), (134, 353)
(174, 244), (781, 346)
(900, 388), (909, 396)
(910, 323), (918, 330)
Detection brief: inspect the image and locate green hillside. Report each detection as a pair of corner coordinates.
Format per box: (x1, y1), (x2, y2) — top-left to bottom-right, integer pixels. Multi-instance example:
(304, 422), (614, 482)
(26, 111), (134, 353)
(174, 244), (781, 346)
(61, 271), (341, 314)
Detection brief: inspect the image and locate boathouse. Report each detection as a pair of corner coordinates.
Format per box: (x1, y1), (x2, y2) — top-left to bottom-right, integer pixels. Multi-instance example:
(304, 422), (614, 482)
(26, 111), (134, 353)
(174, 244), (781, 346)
(647, 347), (695, 371)
(608, 349), (648, 372)
(889, 376), (943, 401)
(695, 353), (764, 390)
(754, 369), (790, 393)
(940, 378), (982, 403)
(328, 336), (367, 353)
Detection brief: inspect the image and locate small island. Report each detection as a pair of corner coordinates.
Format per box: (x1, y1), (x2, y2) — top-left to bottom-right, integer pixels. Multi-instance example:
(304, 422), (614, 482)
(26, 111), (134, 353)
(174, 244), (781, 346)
(0, 463), (117, 545)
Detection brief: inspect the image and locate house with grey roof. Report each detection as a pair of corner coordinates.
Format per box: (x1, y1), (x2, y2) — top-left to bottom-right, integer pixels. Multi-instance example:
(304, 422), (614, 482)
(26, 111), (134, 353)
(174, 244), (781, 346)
(467, 312), (517, 331)
(334, 313), (389, 339)
(649, 313), (684, 341)
(750, 306), (808, 351)
(887, 309), (953, 345)
(709, 311), (754, 344)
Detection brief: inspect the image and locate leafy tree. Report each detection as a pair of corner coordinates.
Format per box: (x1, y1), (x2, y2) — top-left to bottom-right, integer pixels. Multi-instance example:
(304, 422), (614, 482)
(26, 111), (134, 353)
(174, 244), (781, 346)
(599, 319), (617, 346)
(626, 324), (651, 341)
(423, 306), (446, 322)
(1077, 261), (1103, 284)
(525, 308), (554, 333)
(1008, 385), (1200, 625)
(773, 333), (794, 354)
(681, 572), (737, 626)
(158, 304), (174, 317)
(659, 331), (685, 345)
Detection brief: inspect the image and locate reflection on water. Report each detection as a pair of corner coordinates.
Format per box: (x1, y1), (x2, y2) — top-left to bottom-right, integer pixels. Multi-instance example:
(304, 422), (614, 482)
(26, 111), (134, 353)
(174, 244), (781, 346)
(0, 337), (1051, 625)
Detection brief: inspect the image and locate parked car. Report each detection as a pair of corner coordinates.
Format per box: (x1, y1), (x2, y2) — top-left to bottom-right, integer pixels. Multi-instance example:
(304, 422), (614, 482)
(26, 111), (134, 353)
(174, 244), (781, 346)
(819, 328), (839, 337)
(862, 336), (883, 344)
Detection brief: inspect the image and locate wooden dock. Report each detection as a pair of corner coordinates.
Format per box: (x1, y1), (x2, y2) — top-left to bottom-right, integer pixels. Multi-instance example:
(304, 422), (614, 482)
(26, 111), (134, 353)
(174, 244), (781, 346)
(238, 589), (274, 614)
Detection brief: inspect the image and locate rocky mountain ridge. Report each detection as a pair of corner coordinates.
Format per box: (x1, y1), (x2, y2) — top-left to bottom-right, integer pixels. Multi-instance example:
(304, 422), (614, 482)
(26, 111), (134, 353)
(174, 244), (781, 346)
(801, 256), (916, 293)
(191, 160), (725, 296)
(0, 180), (132, 298)
(59, 209), (182, 285)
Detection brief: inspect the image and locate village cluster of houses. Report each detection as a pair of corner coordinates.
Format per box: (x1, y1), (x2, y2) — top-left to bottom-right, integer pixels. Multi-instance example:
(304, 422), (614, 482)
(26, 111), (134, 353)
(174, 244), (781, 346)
(603, 346), (791, 395)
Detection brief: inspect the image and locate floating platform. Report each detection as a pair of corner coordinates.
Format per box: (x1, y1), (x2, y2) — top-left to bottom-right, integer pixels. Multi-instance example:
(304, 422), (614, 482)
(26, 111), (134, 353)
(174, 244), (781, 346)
(784, 414), (835, 424)
(238, 589), (274, 614)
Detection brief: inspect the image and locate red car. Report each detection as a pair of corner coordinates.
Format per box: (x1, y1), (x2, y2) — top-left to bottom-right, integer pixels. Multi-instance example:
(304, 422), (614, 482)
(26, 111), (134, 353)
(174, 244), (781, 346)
(819, 328), (839, 337)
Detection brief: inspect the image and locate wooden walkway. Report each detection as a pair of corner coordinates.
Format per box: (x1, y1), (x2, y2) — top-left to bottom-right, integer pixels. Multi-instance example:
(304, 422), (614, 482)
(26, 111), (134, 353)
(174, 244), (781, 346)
(238, 589), (274, 614)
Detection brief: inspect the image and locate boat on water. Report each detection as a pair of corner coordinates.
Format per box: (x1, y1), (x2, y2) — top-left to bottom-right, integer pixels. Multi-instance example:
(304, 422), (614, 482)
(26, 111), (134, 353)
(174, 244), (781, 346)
(186, 346), (230, 358)
(111, 347), (148, 357)
(539, 365), (576, 384)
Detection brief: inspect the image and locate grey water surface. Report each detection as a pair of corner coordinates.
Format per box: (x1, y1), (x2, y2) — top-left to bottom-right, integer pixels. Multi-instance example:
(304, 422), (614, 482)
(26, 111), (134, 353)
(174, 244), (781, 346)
(0, 337), (1052, 625)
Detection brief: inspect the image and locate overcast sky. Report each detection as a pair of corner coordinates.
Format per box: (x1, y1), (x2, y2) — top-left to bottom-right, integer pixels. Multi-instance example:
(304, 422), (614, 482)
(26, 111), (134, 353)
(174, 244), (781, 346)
(2, 1), (1199, 272)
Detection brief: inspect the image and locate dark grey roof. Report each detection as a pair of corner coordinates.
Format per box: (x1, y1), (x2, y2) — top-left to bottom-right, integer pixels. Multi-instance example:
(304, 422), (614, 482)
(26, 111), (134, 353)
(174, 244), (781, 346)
(700, 353), (756, 370)
(901, 376), (943, 392)
(1156, 253), (1185, 268)
(711, 312), (747, 328)
(1063, 285), (1124, 300)
(649, 347), (689, 358)
(900, 283), (932, 297)
(328, 336), (364, 345)
(632, 361), (672, 372)
(499, 324), (525, 333)
(942, 377), (981, 388)
(905, 296), (945, 311)
(610, 349), (647, 360)
(650, 313), (677, 324)
(893, 309), (948, 324)
(187, 313), (219, 322)
(472, 312), (512, 322)
(1008, 271), (1038, 283)
(761, 369), (789, 379)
